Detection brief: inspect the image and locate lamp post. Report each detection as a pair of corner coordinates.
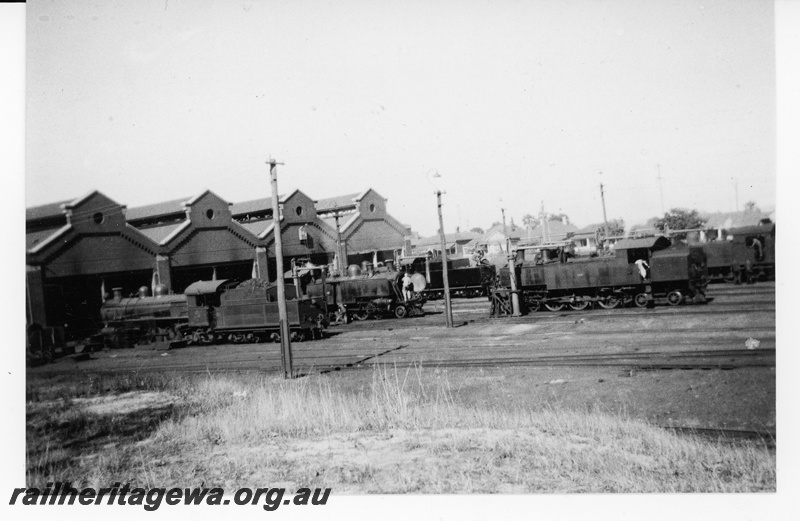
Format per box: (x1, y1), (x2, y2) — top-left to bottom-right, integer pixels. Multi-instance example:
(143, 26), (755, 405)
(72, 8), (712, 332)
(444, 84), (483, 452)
(428, 170), (454, 328)
(267, 158), (293, 379)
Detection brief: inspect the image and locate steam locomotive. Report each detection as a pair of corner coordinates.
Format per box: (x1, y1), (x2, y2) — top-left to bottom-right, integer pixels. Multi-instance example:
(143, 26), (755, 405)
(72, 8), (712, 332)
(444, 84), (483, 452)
(305, 265), (426, 322)
(99, 279), (326, 348)
(494, 236), (708, 313)
(702, 223), (775, 283)
(399, 257), (497, 299)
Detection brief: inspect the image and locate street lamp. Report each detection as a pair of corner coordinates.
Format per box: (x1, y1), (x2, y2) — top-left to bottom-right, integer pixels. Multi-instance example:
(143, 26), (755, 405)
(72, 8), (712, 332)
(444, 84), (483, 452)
(428, 170), (454, 328)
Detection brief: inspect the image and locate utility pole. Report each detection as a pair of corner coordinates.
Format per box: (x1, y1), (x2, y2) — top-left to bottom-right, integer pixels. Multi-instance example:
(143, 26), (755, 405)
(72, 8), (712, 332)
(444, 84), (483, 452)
(328, 206), (349, 276)
(501, 208), (522, 317)
(539, 201), (549, 243)
(734, 178), (739, 212)
(599, 182), (609, 233)
(267, 158), (293, 379)
(436, 190), (454, 328)
(656, 164), (665, 214)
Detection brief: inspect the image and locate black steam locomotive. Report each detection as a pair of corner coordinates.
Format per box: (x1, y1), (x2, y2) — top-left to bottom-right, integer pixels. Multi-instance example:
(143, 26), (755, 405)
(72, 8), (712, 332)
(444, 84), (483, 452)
(400, 257), (497, 299)
(702, 223), (775, 283)
(495, 236), (708, 313)
(99, 279), (326, 348)
(306, 267), (426, 322)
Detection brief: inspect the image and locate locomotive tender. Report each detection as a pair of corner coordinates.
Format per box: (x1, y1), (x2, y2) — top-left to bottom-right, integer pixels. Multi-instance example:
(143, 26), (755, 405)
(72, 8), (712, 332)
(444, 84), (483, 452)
(496, 236), (708, 312)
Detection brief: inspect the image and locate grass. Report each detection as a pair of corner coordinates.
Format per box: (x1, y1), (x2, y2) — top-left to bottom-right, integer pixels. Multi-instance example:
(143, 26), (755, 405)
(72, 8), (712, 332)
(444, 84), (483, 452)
(26, 365), (775, 492)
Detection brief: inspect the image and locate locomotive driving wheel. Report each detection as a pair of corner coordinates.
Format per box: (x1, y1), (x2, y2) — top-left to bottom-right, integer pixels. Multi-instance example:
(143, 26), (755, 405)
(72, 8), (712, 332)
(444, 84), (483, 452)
(666, 290), (683, 306)
(394, 304), (408, 318)
(597, 296), (621, 309)
(569, 299), (590, 311)
(634, 293), (650, 308)
(544, 302), (565, 312)
(354, 309), (370, 321)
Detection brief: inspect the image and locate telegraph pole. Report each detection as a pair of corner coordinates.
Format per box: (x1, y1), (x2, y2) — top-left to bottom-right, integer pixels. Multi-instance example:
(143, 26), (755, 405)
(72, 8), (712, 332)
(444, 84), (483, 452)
(436, 190), (454, 328)
(267, 158), (293, 379)
(599, 182), (609, 232)
(329, 207), (349, 276)
(501, 208), (522, 317)
(656, 164), (665, 214)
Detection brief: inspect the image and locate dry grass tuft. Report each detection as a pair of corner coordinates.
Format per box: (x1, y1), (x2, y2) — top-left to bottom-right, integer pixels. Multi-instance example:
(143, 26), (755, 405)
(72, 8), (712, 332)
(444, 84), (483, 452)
(26, 365), (775, 492)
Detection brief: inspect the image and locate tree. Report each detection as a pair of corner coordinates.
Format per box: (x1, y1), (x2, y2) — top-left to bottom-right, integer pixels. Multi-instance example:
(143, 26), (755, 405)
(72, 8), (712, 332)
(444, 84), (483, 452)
(522, 214), (536, 229)
(744, 201), (759, 213)
(654, 208), (705, 234)
(547, 212), (570, 224)
(470, 226), (484, 234)
(605, 218), (625, 237)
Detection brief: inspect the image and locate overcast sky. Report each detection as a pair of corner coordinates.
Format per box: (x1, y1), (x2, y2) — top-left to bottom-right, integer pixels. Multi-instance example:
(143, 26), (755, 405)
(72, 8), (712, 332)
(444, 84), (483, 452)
(26, 0), (776, 236)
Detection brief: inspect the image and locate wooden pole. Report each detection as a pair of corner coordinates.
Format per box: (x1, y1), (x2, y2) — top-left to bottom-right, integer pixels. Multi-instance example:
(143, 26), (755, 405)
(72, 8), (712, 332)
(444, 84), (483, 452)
(501, 208), (522, 317)
(436, 190), (454, 328)
(268, 158), (293, 379)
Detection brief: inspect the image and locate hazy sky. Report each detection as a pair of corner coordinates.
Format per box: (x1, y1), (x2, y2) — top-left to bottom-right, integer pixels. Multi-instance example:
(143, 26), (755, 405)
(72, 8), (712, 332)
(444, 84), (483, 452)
(26, 0), (776, 235)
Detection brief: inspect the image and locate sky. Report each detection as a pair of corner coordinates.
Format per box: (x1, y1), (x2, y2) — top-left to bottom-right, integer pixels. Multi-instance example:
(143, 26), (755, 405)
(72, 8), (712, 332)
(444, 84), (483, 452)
(26, 0), (777, 236)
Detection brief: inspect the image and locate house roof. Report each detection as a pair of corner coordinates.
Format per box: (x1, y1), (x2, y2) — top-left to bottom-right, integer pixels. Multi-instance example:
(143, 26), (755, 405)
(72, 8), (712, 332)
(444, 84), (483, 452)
(702, 210), (771, 230)
(414, 231), (481, 248)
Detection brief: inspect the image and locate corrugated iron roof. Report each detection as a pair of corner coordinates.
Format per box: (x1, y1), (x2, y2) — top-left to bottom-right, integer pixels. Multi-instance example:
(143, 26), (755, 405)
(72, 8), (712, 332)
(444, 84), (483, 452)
(125, 197), (188, 221)
(231, 198), (271, 216)
(135, 222), (187, 244)
(238, 219), (274, 237)
(26, 200), (72, 222)
(26, 228), (63, 251)
(316, 193), (359, 212)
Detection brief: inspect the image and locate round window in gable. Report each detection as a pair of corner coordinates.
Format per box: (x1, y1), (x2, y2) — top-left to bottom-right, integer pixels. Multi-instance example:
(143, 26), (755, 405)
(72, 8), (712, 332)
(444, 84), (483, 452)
(206, 209), (215, 220)
(296, 206), (303, 216)
(93, 212), (104, 224)
(369, 203), (376, 213)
